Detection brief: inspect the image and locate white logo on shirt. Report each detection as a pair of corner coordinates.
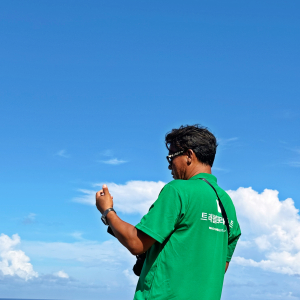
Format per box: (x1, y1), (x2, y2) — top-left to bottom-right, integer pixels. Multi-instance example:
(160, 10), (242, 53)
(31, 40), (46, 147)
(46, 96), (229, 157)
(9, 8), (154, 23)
(216, 199), (221, 213)
(201, 212), (224, 224)
(200, 211), (234, 232)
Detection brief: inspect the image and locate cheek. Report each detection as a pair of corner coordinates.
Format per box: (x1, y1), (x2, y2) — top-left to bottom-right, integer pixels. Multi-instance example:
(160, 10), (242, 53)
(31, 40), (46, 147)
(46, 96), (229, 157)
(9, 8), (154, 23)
(172, 163), (181, 176)
(174, 160), (186, 177)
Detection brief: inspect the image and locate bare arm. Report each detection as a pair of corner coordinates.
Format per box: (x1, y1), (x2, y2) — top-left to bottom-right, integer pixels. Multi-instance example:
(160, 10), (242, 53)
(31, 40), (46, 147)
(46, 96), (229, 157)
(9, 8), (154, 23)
(225, 262), (229, 273)
(96, 185), (156, 255)
(106, 211), (156, 255)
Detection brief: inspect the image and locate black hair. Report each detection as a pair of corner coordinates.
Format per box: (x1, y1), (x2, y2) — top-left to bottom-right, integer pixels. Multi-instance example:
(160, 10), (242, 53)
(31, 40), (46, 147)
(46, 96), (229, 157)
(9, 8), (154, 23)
(165, 124), (218, 167)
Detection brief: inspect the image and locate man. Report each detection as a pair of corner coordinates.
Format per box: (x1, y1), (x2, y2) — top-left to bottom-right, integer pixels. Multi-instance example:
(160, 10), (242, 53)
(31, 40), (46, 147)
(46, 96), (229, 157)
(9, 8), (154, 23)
(96, 125), (241, 300)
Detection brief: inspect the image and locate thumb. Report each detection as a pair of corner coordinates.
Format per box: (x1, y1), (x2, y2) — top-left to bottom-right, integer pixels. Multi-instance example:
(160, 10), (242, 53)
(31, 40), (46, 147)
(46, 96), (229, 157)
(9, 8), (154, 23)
(102, 184), (109, 194)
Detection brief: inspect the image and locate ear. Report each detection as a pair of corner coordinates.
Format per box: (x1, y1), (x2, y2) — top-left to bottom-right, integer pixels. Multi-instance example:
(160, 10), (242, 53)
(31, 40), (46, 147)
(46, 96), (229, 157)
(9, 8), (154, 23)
(186, 149), (193, 165)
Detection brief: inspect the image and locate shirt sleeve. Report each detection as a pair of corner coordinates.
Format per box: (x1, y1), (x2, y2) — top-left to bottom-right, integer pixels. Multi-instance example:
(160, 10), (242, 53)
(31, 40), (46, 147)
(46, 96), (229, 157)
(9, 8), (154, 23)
(226, 221), (241, 262)
(135, 184), (182, 244)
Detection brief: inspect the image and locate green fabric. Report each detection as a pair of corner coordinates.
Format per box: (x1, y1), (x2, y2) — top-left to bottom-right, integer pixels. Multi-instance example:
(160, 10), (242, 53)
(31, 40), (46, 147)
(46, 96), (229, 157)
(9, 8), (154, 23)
(134, 173), (241, 300)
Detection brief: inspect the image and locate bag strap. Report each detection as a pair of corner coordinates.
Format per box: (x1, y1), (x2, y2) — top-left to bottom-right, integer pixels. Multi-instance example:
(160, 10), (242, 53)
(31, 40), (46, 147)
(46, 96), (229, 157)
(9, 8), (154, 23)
(199, 178), (230, 237)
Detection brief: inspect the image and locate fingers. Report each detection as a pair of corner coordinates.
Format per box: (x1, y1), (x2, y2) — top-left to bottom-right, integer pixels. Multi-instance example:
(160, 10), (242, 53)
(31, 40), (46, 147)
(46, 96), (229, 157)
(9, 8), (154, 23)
(102, 184), (109, 195)
(96, 190), (104, 197)
(96, 185), (111, 198)
(95, 184), (113, 214)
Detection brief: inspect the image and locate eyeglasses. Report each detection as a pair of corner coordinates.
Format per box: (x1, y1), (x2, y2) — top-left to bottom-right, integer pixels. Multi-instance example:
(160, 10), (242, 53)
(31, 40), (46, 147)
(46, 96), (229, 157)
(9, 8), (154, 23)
(166, 150), (185, 164)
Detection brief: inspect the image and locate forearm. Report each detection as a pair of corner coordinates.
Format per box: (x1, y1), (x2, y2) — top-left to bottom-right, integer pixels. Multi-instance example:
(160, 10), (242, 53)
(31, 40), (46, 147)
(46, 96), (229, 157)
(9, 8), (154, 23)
(225, 262), (229, 273)
(95, 185), (156, 255)
(106, 211), (140, 255)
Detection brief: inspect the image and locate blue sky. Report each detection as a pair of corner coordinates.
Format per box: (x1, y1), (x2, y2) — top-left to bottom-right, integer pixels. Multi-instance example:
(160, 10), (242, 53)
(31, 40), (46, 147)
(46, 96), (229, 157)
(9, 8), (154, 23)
(0, 1), (300, 299)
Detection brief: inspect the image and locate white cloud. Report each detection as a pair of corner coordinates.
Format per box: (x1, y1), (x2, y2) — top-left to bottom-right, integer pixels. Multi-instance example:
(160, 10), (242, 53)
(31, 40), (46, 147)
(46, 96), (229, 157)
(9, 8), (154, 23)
(212, 167), (229, 172)
(22, 239), (134, 265)
(22, 213), (36, 224)
(99, 158), (127, 165)
(123, 269), (138, 286)
(100, 149), (114, 157)
(0, 234), (38, 280)
(0, 234), (137, 297)
(275, 109), (299, 119)
(290, 147), (300, 155)
(73, 189), (96, 205)
(70, 231), (84, 240)
(97, 150), (127, 164)
(56, 149), (69, 158)
(282, 145), (300, 167)
(54, 270), (69, 279)
(218, 137), (239, 145)
(228, 187), (300, 276)
(74, 180), (166, 215)
(287, 161), (300, 168)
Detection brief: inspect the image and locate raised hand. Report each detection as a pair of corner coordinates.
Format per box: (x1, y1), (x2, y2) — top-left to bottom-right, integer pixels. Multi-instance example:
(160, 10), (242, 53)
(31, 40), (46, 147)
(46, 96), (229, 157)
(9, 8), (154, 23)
(95, 184), (114, 214)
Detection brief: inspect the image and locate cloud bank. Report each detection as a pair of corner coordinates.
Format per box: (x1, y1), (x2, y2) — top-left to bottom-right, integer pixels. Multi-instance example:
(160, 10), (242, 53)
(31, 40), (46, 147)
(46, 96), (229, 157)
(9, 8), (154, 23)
(1, 183), (299, 300)
(75, 181), (300, 277)
(0, 233), (137, 297)
(0, 234), (38, 280)
(228, 187), (300, 276)
(22, 239), (133, 265)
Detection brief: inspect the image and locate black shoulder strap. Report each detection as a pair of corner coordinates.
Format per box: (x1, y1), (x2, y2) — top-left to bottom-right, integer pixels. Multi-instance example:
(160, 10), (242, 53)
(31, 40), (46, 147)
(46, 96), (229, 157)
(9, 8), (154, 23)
(199, 178), (230, 238)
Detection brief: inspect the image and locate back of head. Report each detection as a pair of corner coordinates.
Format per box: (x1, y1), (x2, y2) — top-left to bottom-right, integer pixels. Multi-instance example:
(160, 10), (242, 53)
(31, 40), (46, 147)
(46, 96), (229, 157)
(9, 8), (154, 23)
(165, 124), (218, 167)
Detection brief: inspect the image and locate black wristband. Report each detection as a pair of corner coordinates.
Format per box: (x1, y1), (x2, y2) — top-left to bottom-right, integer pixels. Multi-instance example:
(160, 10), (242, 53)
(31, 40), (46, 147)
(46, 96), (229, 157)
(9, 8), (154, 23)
(101, 208), (116, 225)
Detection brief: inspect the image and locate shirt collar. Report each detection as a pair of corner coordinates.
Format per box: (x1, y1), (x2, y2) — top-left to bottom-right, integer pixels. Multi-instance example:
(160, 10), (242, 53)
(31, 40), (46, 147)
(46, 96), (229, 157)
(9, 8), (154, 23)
(189, 173), (217, 183)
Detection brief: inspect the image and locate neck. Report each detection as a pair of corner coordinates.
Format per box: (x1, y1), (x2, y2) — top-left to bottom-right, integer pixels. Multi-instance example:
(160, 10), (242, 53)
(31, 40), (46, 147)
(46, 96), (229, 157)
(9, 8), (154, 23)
(186, 163), (211, 180)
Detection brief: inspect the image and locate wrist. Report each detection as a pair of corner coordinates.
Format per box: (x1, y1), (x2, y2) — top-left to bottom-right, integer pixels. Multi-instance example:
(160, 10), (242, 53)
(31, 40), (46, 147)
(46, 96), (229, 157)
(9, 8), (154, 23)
(106, 209), (117, 223)
(101, 208), (116, 225)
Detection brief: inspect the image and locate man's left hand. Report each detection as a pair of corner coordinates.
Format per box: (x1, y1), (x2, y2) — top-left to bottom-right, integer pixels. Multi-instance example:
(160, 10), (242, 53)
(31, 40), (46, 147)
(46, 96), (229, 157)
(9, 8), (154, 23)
(95, 184), (113, 214)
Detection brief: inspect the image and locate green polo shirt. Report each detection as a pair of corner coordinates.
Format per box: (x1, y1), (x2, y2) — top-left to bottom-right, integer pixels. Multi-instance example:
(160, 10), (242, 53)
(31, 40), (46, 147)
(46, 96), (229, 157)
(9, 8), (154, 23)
(134, 173), (241, 300)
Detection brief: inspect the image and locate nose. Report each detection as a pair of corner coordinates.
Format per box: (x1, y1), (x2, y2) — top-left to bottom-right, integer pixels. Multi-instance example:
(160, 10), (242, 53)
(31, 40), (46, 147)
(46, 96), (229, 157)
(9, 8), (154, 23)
(168, 164), (172, 170)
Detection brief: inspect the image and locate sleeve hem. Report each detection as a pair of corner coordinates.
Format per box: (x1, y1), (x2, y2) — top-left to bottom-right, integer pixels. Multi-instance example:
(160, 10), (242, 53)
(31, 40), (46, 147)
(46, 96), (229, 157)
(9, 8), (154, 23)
(135, 224), (165, 244)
